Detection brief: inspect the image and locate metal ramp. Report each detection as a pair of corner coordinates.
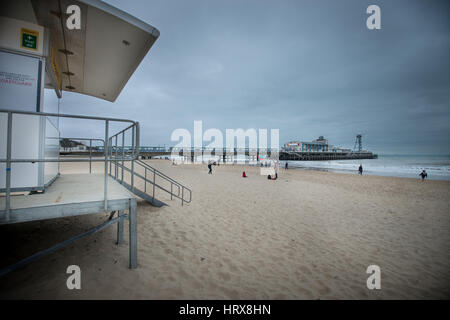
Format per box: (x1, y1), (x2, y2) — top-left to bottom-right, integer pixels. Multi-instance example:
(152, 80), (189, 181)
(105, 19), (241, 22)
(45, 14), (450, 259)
(118, 178), (167, 207)
(107, 134), (192, 207)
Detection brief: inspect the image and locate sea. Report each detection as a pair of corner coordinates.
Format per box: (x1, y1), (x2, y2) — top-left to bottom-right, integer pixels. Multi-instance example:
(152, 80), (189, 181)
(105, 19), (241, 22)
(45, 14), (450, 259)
(158, 154), (450, 181)
(285, 154), (450, 181)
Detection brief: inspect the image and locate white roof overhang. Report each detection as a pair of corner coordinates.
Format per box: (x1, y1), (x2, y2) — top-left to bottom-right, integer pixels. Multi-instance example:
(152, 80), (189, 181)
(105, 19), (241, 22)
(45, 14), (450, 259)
(27, 0), (159, 102)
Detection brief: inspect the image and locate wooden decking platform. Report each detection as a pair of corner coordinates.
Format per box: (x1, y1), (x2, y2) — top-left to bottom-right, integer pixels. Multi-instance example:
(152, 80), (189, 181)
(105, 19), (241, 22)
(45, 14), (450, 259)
(0, 174), (135, 224)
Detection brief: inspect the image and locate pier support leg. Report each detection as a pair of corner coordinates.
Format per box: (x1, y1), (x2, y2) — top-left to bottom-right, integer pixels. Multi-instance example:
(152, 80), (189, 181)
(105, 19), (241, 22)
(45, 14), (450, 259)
(129, 199), (137, 269)
(116, 210), (124, 245)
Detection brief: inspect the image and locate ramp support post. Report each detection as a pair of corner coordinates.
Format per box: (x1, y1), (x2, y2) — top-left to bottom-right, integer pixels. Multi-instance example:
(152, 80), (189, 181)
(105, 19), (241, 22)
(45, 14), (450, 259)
(117, 210), (124, 245)
(129, 198), (137, 268)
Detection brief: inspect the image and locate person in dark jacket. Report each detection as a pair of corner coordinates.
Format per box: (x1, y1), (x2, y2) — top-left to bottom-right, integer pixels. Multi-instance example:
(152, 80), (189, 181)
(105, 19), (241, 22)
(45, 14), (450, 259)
(419, 170), (427, 181)
(208, 160), (213, 174)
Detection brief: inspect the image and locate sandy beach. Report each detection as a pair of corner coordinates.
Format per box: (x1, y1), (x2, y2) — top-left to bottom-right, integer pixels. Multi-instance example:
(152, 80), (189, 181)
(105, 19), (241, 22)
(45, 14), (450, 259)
(0, 160), (449, 299)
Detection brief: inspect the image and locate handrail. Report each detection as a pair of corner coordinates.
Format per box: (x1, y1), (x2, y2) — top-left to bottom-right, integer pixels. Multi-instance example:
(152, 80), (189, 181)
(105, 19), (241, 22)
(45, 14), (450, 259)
(137, 161), (181, 198)
(135, 160), (192, 205)
(0, 109), (138, 124)
(0, 109), (140, 216)
(135, 160), (184, 187)
(116, 163), (180, 198)
(109, 159), (192, 206)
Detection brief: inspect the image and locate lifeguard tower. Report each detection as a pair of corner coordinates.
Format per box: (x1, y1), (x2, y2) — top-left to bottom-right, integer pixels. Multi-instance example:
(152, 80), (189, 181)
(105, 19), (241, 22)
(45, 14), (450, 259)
(0, 0), (191, 277)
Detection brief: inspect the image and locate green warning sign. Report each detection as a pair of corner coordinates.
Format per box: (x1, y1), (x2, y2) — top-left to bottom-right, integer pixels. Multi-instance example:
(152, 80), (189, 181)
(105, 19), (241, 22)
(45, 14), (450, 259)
(21, 28), (39, 51)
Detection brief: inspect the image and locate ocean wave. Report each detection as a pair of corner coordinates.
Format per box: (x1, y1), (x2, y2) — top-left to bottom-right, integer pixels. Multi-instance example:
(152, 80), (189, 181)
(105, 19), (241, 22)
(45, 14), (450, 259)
(286, 157), (450, 180)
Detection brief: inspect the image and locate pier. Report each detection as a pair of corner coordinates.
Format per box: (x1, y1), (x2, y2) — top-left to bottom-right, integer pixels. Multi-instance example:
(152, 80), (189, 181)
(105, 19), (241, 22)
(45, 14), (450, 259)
(61, 147), (378, 162)
(278, 151), (377, 161)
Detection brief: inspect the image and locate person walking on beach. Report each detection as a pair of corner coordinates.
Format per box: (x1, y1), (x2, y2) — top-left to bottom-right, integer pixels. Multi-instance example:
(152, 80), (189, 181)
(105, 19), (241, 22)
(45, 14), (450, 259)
(208, 160), (213, 174)
(285, 162), (288, 170)
(419, 170), (427, 181)
(274, 160), (279, 179)
(358, 164), (363, 175)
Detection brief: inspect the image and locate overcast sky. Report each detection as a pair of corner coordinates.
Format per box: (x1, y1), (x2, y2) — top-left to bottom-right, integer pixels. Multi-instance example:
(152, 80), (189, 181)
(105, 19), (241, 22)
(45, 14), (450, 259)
(46, 0), (450, 154)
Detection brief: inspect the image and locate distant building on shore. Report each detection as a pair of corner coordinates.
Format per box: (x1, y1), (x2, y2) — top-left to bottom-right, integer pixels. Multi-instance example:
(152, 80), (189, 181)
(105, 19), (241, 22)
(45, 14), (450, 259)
(60, 139), (88, 152)
(281, 135), (377, 159)
(284, 136), (329, 152)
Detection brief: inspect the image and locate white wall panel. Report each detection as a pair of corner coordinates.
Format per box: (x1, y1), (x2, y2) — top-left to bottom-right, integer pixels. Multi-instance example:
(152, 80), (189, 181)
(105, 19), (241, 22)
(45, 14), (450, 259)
(44, 117), (59, 185)
(0, 114), (40, 188)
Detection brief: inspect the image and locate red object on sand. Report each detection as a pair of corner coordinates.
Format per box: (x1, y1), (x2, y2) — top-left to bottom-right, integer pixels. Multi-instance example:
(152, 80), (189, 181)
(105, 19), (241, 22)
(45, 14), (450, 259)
(242, 171), (247, 178)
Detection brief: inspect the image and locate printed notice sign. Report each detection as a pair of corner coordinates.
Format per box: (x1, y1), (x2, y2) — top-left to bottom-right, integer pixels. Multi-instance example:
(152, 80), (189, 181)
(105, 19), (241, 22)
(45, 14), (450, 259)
(21, 28), (39, 51)
(0, 51), (40, 112)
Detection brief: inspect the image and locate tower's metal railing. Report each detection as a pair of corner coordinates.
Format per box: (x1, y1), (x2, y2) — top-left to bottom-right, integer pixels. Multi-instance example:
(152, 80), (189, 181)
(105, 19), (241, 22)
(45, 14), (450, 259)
(0, 109), (140, 220)
(59, 137), (106, 174)
(107, 130), (192, 206)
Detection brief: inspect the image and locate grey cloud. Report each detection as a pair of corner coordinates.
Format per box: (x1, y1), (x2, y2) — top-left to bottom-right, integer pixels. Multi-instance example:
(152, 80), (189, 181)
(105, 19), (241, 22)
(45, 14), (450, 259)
(45, 0), (450, 154)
